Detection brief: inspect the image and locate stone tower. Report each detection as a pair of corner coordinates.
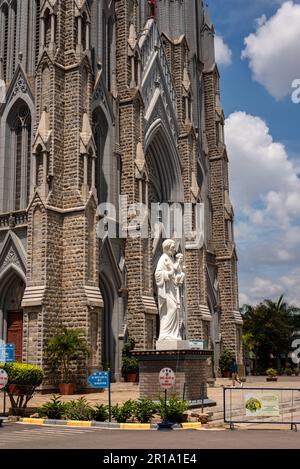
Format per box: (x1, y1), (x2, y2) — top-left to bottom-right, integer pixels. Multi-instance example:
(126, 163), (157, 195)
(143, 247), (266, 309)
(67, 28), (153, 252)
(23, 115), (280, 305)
(0, 0), (243, 386)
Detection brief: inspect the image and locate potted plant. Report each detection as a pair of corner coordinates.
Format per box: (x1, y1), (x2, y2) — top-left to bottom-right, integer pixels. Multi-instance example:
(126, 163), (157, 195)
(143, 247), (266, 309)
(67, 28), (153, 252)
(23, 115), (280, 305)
(46, 327), (90, 395)
(121, 337), (139, 382)
(266, 368), (278, 382)
(219, 349), (235, 378)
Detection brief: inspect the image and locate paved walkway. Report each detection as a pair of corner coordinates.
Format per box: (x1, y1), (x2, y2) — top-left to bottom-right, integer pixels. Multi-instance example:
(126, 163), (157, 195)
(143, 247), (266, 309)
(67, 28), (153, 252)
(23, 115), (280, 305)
(1, 376), (300, 421)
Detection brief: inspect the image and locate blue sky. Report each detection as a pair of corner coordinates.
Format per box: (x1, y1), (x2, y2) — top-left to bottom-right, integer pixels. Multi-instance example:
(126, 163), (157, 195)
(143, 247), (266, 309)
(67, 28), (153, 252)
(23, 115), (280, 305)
(209, 1), (300, 306)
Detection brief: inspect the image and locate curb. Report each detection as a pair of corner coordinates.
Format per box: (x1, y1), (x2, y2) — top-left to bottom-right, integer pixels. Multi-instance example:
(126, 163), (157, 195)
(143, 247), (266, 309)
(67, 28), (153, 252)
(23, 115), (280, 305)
(18, 418), (202, 430)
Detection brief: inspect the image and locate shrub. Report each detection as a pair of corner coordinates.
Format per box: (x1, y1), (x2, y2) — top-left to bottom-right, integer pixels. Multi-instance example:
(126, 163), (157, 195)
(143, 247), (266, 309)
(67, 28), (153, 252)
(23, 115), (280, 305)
(266, 368), (277, 378)
(45, 327), (90, 383)
(64, 397), (94, 421)
(285, 367), (293, 376)
(121, 337), (138, 377)
(111, 400), (135, 423)
(133, 398), (157, 423)
(219, 349), (235, 373)
(0, 362), (44, 414)
(92, 403), (109, 422)
(38, 395), (67, 420)
(157, 395), (188, 423)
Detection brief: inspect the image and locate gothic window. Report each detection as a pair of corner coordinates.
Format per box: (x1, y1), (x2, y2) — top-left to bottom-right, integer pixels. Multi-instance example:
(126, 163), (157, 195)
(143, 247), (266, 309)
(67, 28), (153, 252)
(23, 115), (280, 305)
(101, 15), (113, 90)
(35, 0), (41, 66)
(0, 1), (17, 82)
(93, 108), (108, 203)
(36, 145), (43, 187)
(82, 12), (87, 50)
(7, 103), (32, 211)
(44, 8), (51, 48)
(87, 148), (93, 190)
(41, 64), (50, 110)
(12, 2), (17, 75)
(82, 67), (88, 112)
(0, 3), (9, 81)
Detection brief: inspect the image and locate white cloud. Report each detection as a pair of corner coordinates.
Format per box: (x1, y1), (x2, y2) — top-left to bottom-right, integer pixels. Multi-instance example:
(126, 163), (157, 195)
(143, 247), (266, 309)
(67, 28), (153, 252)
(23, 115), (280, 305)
(255, 14), (267, 28)
(214, 35), (232, 67)
(241, 1), (300, 99)
(225, 111), (300, 224)
(225, 111), (300, 306)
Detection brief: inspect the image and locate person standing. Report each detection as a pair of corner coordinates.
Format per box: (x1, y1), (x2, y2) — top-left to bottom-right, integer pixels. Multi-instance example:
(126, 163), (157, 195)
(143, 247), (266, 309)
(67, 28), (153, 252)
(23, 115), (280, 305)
(232, 358), (243, 387)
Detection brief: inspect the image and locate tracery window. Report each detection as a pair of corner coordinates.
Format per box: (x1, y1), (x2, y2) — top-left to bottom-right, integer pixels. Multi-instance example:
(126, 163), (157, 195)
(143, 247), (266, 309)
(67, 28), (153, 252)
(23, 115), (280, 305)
(0, 1), (18, 82)
(8, 103), (32, 211)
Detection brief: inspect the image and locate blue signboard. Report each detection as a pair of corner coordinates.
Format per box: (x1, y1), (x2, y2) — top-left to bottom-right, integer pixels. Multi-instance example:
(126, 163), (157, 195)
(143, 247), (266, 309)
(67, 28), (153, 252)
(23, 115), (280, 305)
(0, 343), (15, 363)
(88, 371), (109, 389)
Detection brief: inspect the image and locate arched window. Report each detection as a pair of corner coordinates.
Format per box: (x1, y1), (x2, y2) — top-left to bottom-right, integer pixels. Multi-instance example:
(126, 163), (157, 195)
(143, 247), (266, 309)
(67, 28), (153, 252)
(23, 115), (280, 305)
(1, 3), (9, 81)
(7, 102), (32, 211)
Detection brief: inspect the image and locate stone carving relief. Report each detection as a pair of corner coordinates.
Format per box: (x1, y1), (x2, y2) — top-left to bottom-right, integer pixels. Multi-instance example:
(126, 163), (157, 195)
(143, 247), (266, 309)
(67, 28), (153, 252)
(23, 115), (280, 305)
(0, 246), (22, 274)
(9, 73), (28, 103)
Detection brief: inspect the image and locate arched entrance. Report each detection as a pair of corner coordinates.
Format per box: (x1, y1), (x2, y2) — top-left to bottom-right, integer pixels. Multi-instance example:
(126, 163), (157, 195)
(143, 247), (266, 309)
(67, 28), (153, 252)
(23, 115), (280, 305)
(0, 269), (25, 362)
(99, 241), (123, 382)
(145, 120), (185, 339)
(100, 274), (115, 376)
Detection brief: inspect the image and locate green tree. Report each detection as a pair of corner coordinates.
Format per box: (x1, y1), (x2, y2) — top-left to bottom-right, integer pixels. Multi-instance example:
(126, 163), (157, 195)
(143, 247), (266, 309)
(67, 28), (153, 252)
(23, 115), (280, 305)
(242, 295), (297, 371)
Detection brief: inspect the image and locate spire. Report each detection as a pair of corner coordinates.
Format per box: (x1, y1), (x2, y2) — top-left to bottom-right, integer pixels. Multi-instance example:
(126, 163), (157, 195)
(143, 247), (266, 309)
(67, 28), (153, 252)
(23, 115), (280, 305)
(204, 3), (213, 30)
(201, 2), (216, 71)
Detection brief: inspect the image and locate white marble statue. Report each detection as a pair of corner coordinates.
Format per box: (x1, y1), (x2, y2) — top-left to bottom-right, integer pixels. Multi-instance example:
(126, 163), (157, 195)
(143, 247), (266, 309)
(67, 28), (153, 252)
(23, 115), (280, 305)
(155, 239), (185, 342)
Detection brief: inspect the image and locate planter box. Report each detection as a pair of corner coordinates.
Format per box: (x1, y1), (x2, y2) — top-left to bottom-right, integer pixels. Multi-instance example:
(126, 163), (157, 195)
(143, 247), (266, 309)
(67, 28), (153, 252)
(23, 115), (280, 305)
(266, 377), (278, 382)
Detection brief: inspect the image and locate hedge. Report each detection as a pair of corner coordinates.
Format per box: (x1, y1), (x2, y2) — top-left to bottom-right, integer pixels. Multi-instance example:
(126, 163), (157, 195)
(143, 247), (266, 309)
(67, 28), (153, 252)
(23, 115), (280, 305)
(0, 362), (44, 415)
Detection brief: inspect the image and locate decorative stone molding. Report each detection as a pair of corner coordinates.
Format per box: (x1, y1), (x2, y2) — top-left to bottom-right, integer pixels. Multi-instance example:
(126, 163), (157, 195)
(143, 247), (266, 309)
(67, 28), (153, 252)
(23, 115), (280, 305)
(80, 112), (96, 156)
(134, 141), (147, 179)
(199, 304), (212, 322)
(139, 19), (178, 142)
(85, 286), (104, 307)
(33, 107), (52, 152)
(0, 231), (27, 277)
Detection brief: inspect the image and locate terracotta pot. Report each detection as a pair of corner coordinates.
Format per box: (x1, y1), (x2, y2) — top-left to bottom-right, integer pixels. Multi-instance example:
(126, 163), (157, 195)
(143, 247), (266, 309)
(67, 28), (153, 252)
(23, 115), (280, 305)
(222, 371), (232, 378)
(59, 383), (76, 395)
(126, 373), (138, 383)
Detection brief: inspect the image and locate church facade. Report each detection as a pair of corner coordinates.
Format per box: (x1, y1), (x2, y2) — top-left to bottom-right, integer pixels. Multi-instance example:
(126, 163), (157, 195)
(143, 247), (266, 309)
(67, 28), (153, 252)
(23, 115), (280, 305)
(0, 0), (242, 385)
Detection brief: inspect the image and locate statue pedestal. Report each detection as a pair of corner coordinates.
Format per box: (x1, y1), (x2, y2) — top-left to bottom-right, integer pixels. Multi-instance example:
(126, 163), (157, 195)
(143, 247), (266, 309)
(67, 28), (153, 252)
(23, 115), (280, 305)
(155, 339), (190, 351)
(132, 349), (216, 405)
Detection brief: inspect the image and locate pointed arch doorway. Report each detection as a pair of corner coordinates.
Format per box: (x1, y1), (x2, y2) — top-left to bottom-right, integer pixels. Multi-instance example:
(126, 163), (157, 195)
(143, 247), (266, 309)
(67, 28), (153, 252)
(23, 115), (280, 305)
(0, 272), (25, 362)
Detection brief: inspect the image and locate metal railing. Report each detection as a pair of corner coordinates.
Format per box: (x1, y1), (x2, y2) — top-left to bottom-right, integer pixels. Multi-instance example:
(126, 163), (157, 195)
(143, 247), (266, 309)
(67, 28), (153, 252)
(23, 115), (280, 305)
(223, 386), (300, 431)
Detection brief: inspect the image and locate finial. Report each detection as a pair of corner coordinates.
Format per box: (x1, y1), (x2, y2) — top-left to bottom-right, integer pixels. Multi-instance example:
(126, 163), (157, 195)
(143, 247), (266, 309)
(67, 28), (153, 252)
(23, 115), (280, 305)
(18, 52), (23, 63)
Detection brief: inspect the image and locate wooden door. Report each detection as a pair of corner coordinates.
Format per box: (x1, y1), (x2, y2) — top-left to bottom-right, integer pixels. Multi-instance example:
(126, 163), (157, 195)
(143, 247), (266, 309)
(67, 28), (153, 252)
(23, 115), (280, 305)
(7, 311), (23, 362)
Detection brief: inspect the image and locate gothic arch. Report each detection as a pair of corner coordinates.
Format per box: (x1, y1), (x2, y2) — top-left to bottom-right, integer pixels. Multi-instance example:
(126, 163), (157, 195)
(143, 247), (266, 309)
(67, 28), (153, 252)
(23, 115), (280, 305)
(0, 264), (26, 343)
(92, 104), (115, 206)
(145, 118), (184, 203)
(1, 97), (33, 211)
(99, 271), (118, 380)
